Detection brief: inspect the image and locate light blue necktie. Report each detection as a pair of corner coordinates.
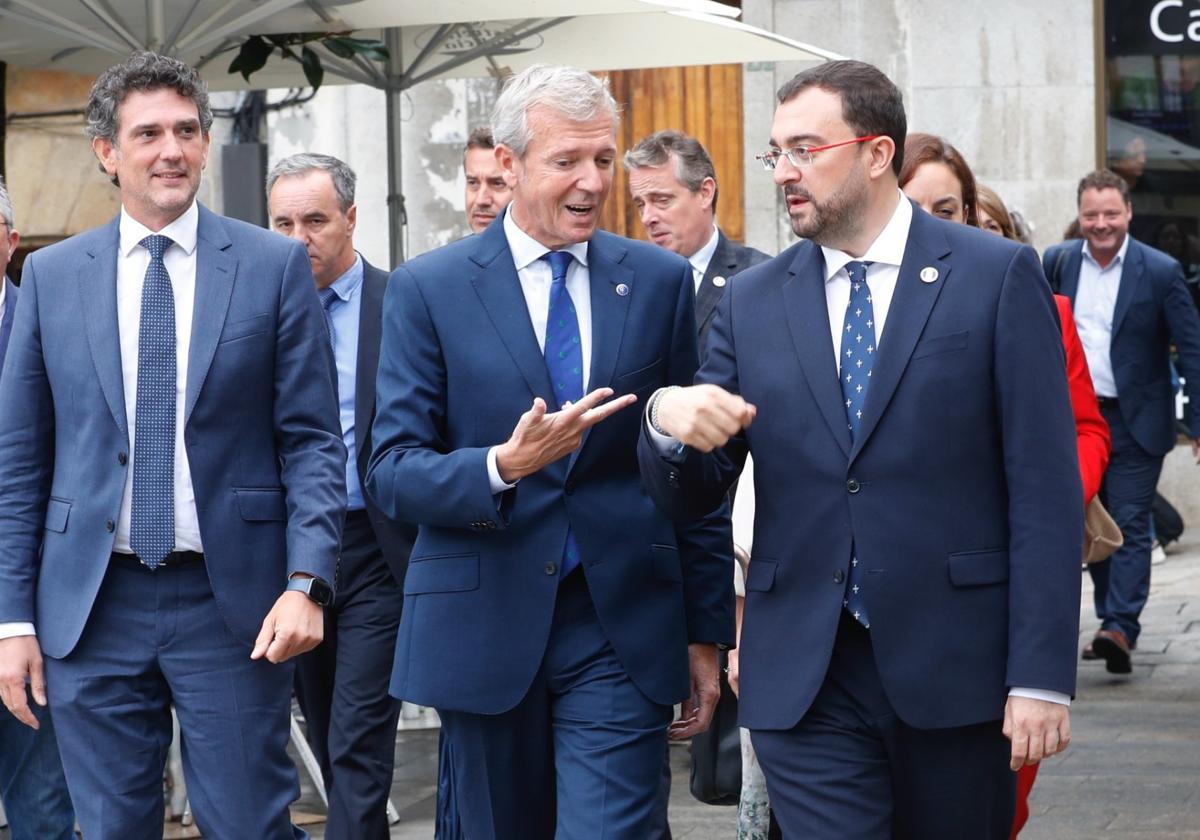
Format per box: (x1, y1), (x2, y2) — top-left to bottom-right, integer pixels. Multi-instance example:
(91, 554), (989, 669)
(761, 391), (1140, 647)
(840, 260), (874, 627)
(319, 286), (339, 352)
(542, 251), (582, 580)
(130, 234), (176, 569)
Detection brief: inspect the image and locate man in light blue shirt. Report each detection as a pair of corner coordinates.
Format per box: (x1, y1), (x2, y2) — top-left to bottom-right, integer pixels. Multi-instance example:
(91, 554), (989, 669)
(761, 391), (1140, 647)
(269, 153), (415, 840)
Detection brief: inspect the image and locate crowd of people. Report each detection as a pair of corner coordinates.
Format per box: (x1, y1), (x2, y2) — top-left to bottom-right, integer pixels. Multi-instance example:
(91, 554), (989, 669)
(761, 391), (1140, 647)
(0, 48), (1198, 840)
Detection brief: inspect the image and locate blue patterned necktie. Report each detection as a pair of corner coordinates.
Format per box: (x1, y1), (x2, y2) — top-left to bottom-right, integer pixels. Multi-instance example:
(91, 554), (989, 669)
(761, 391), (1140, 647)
(130, 234), (176, 569)
(840, 260), (875, 627)
(319, 286), (339, 352)
(542, 250), (582, 579)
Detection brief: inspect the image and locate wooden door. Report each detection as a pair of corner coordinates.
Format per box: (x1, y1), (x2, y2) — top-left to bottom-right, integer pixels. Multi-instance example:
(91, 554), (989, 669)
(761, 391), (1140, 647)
(600, 65), (746, 243)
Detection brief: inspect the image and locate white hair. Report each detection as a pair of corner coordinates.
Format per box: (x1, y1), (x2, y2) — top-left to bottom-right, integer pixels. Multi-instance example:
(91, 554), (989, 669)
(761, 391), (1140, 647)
(490, 64), (619, 157)
(0, 175), (13, 229)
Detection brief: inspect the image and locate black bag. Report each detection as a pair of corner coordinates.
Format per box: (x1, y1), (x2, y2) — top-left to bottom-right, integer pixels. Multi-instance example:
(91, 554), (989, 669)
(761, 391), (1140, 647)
(688, 650), (742, 805)
(1154, 492), (1185, 547)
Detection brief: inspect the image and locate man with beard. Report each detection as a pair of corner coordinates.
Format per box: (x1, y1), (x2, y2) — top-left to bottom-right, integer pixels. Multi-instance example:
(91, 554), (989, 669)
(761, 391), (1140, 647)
(637, 60), (1083, 838)
(463, 127), (513, 234)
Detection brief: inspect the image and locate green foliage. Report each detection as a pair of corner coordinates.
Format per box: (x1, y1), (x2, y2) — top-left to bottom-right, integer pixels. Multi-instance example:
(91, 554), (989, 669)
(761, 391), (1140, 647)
(228, 33), (389, 90)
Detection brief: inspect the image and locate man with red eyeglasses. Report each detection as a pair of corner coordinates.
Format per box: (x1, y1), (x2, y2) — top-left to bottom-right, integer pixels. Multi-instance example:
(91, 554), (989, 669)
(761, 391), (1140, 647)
(638, 60), (1083, 838)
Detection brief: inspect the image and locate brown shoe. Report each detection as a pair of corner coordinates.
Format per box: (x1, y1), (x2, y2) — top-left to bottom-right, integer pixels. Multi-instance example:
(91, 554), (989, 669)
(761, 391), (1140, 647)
(1092, 629), (1132, 674)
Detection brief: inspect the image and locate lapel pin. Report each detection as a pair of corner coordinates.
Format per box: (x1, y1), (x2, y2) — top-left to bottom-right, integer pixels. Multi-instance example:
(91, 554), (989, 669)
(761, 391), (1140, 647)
(713, 276), (727, 288)
(615, 283), (630, 297)
(920, 267), (939, 284)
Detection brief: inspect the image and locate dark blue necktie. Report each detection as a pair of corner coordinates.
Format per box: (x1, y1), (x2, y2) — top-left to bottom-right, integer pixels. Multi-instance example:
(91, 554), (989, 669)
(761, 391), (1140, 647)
(130, 234), (176, 569)
(840, 260), (874, 627)
(319, 286), (338, 352)
(542, 250), (582, 580)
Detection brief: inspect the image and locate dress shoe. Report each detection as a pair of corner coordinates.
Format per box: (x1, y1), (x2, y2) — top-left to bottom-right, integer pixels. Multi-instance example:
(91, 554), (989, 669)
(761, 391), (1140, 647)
(1091, 629), (1132, 674)
(1081, 642), (1098, 660)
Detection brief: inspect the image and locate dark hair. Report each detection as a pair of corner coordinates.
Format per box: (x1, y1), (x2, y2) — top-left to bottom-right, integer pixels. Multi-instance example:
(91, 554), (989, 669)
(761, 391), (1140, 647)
(466, 126), (496, 152)
(85, 51), (212, 145)
(1076, 169), (1131, 207)
(622, 129), (719, 209)
(899, 133), (979, 226)
(776, 60), (907, 176)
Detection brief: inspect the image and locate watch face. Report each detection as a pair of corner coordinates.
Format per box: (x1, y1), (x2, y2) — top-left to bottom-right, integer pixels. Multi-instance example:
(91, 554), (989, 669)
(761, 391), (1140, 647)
(309, 578), (333, 606)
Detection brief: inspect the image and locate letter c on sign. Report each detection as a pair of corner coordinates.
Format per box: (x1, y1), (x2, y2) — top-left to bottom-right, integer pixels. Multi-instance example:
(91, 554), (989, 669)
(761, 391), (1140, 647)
(1151, 0), (1185, 43)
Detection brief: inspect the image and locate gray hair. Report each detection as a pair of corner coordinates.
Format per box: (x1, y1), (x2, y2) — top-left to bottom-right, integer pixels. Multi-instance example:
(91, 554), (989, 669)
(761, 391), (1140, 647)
(85, 51), (213, 145)
(623, 129), (719, 209)
(490, 64), (619, 157)
(266, 153), (357, 213)
(0, 175), (13, 229)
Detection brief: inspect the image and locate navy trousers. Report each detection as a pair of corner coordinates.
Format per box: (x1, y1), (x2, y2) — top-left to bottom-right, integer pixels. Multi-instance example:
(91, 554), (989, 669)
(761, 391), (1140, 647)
(295, 510), (403, 840)
(438, 569), (674, 840)
(751, 613), (1015, 840)
(1090, 403), (1164, 645)
(0, 690), (75, 840)
(45, 554), (304, 840)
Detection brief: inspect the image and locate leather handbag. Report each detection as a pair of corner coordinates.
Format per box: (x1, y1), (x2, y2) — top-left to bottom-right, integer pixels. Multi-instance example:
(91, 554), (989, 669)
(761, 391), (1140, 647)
(688, 648), (741, 805)
(1083, 496), (1123, 565)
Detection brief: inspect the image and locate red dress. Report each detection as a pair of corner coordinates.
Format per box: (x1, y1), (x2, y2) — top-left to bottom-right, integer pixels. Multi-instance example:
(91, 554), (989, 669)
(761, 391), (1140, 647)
(1011, 295), (1110, 838)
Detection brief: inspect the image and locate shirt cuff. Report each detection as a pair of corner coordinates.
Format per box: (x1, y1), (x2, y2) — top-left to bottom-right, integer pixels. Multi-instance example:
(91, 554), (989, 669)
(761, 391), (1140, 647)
(0, 622), (36, 641)
(487, 446), (517, 496)
(1008, 687), (1071, 706)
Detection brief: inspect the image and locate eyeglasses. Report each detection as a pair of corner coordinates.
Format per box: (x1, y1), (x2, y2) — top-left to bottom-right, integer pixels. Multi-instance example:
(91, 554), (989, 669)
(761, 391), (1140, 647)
(755, 135), (880, 170)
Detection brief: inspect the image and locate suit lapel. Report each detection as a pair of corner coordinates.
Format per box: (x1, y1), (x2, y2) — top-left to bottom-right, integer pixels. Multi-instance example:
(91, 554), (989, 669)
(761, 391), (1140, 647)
(1061, 242), (1083, 305)
(185, 206), (236, 424)
(469, 218), (555, 402)
(849, 214), (951, 463)
(694, 232), (730, 331)
(355, 261), (386, 477)
(1111, 239), (1144, 338)
(782, 242), (852, 458)
(79, 217), (128, 437)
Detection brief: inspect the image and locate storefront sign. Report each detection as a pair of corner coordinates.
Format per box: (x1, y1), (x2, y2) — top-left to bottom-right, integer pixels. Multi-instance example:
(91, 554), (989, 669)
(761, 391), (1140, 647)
(1109, 0), (1200, 54)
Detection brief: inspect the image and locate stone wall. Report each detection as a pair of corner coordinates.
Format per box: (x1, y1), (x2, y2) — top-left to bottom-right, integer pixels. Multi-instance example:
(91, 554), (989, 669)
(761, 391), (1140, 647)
(741, 0), (1098, 257)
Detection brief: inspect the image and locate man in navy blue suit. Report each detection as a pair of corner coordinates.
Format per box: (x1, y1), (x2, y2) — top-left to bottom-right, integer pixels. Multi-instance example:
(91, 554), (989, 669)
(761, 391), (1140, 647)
(639, 60), (1083, 838)
(1044, 169), (1200, 674)
(269, 153), (416, 839)
(366, 64), (734, 838)
(0, 53), (346, 839)
(0, 178), (76, 840)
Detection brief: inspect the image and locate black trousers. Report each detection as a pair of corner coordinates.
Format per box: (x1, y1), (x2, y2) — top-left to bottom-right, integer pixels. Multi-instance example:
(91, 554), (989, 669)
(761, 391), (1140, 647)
(295, 510), (403, 840)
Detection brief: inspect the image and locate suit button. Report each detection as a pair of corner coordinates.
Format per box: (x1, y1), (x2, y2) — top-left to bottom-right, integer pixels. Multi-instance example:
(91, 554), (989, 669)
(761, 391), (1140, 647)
(544, 562), (557, 575)
(564, 480), (575, 496)
(117, 452), (128, 466)
(846, 478), (860, 494)
(834, 569), (845, 584)
(105, 519), (115, 533)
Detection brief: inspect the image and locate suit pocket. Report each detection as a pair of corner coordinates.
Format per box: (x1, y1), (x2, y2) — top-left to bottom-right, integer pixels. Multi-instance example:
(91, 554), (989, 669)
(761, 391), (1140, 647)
(651, 544), (682, 583)
(947, 549), (1009, 587)
(744, 558), (778, 592)
(219, 313), (271, 344)
(911, 330), (969, 360)
(614, 359), (665, 395)
(234, 488), (287, 521)
(404, 553), (480, 594)
(44, 497), (72, 533)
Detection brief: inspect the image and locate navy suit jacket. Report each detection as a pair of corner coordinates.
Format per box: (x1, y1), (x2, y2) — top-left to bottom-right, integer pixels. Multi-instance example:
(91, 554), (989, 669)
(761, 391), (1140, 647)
(0, 205), (347, 658)
(366, 212), (735, 715)
(357, 260), (416, 585)
(695, 231), (770, 350)
(1044, 236), (1200, 455)
(640, 204), (1083, 731)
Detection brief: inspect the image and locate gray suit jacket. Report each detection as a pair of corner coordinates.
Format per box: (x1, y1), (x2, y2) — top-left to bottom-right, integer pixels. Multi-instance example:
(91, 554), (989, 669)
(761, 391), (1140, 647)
(695, 231), (770, 350)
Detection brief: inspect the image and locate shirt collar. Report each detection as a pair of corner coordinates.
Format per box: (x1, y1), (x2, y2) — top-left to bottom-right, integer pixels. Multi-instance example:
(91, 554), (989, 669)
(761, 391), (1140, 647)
(119, 201), (199, 258)
(503, 205), (590, 271)
(326, 253), (364, 302)
(687, 225), (721, 276)
(1082, 233), (1130, 270)
(820, 190), (912, 283)
(0, 277), (6, 312)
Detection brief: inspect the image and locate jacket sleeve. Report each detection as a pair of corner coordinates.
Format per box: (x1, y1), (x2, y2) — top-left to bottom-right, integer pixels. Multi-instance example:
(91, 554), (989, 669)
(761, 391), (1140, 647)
(1160, 256), (1200, 440)
(1056, 296), (1110, 503)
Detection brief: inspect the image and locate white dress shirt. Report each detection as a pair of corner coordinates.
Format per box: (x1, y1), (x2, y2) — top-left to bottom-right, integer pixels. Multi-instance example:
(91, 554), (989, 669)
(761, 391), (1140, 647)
(485, 207), (593, 494)
(0, 204), (204, 642)
(687, 225), (721, 292)
(1072, 235), (1129, 399)
(648, 191), (1068, 706)
(0, 275), (7, 321)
